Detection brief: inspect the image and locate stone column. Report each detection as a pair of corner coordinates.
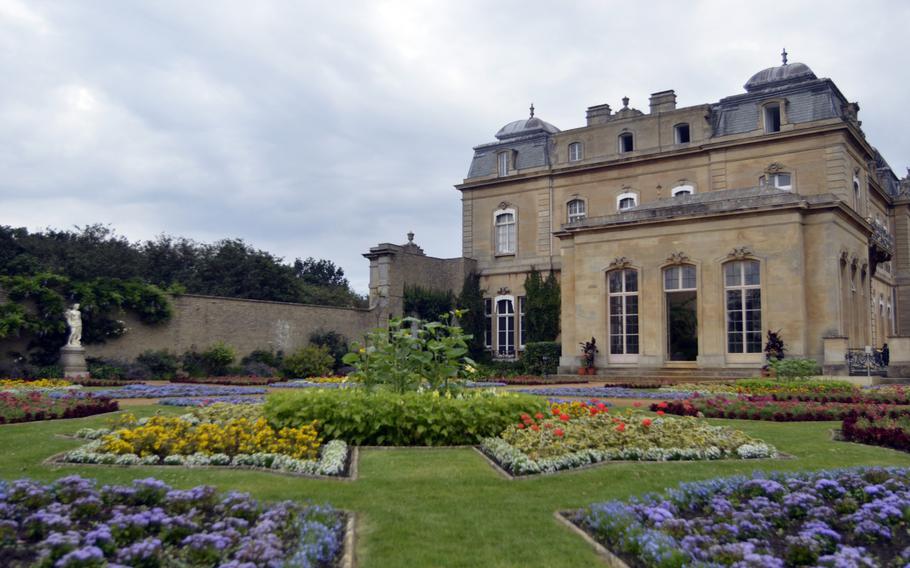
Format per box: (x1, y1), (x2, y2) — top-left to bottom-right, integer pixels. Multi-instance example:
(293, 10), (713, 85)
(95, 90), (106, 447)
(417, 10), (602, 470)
(886, 336), (910, 378)
(822, 336), (849, 376)
(60, 345), (89, 379)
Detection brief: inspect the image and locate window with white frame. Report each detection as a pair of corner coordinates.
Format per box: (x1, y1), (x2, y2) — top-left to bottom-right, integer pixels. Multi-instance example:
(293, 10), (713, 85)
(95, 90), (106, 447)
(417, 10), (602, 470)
(518, 296), (526, 349)
(494, 209), (516, 255)
(608, 269), (639, 355)
(664, 264), (697, 291)
(567, 198), (586, 223)
(483, 298), (492, 349)
(497, 152), (509, 177)
(568, 142), (583, 162)
(618, 132), (634, 153)
(760, 173), (792, 191)
(496, 297), (515, 356)
(764, 103), (781, 133)
(853, 173), (861, 210)
(674, 123), (690, 144)
(617, 192), (638, 211)
(672, 184), (695, 197)
(725, 260), (762, 353)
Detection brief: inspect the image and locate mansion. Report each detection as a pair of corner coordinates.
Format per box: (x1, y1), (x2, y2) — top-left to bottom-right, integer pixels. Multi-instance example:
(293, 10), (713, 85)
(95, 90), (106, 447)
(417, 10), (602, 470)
(452, 54), (910, 375)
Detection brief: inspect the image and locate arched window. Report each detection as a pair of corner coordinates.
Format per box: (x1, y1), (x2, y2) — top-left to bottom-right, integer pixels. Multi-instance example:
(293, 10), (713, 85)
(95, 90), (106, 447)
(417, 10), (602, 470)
(672, 184), (695, 197)
(618, 132), (634, 153)
(608, 269), (639, 356)
(567, 199), (586, 223)
(853, 173), (861, 210)
(763, 103), (781, 133)
(725, 260), (762, 353)
(496, 296), (515, 356)
(494, 209), (516, 255)
(674, 123), (690, 144)
(568, 142), (583, 162)
(617, 192), (638, 211)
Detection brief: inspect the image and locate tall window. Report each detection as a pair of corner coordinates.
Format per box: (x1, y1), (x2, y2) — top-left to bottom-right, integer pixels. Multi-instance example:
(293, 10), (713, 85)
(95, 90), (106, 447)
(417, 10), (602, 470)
(497, 152), (509, 177)
(617, 192), (638, 211)
(518, 296), (526, 348)
(483, 298), (493, 349)
(674, 123), (690, 144)
(494, 210), (516, 254)
(664, 264), (698, 361)
(608, 269), (639, 355)
(496, 298), (515, 356)
(725, 260), (762, 353)
(567, 199), (586, 223)
(764, 103), (781, 133)
(568, 142), (583, 162)
(618, 132), (634, 153)
(853, 174), (861, 210)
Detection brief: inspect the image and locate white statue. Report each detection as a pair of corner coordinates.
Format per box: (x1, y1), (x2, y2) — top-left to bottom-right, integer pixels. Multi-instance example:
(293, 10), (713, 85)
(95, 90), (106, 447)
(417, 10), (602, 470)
(65, 303), (83, 347)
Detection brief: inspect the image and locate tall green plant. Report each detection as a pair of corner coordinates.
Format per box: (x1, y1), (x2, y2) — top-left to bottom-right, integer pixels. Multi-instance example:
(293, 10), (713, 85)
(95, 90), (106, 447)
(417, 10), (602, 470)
(524, 268), (560, 342)
(457, 272), (486, 360)
(403, 285), (454, 321)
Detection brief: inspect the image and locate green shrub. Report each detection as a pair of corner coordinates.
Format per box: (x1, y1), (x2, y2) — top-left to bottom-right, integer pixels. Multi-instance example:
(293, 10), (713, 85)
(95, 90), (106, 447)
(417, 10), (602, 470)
(180, 343), (236, 377)
(241, 349), (284, 369)
(136, 349), (179, 379)
(769, 358), (821, 379)
(477, 359), (527, 378)
(265, 389), (547, 446)
(403, 285), (454, 321)
(523, 342), (560, 375)
(282, 345), (334, 378)
(308, 329), (348, 370)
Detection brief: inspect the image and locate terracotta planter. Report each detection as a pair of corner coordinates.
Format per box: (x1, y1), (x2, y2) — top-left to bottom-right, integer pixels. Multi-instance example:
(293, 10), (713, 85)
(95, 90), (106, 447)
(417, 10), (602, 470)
(578, 368), (588, 376)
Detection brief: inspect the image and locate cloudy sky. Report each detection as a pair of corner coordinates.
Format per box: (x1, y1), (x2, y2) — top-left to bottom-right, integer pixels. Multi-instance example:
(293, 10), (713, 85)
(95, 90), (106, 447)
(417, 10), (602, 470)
(2, 1), (908, 293)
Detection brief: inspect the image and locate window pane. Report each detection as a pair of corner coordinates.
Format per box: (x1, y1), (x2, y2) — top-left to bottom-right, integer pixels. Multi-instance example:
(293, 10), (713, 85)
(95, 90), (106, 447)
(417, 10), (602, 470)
(609, 272), (623, 293)
(626, 335), (639, 355)
(746, 332), (762, 353)
(664, 267), (679, 290)
(728, 335), (743, 353)
(776, 173), (791, 187)
(745, 288), (761, 311)
(625, 294), (638, 315)
(682, 265), (696, 289)
(610, 336), (623, 354)
(744, 261), (760, 285)
(725, 263), (741, 287)
(625, 314), (638, 335)
(625, 270), (638, 292)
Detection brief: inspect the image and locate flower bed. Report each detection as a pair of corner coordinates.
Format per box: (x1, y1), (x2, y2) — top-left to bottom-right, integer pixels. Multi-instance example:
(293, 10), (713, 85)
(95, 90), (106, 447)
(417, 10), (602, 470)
(654, 395), (888, 421)
(478, 375), (593, 385)
(0, 378), (78, 391)
(517, 387), (695, 400)
(0, 392), (118, 424)
(570, 467), (910, 567)
(170, 375), (284, 385)
(159, 396), (266, 407)
(0, 475), (345, 567)
(480, 406), (776, 476)
(267, 388), (547, 446)
(271, 381), (354, 389)
(60, 413), (349, 476)
(71, 378), (144, 387)
(660, 378), (859, 397)
(83, 384), (266, 399)
(841, 409), (910, 453)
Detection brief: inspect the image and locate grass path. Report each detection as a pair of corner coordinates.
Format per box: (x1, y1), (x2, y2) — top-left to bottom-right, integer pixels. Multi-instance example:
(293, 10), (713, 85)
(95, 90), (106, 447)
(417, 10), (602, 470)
(2, 407), (910, 567)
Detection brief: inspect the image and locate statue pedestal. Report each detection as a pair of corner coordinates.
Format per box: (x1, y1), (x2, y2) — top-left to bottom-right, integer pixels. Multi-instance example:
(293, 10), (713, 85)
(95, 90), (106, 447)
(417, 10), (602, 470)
(60, 345), (89, 379)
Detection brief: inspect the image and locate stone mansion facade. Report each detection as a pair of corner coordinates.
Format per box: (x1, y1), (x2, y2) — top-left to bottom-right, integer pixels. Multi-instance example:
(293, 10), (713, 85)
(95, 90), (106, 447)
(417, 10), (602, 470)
(453, 54), (910, 375)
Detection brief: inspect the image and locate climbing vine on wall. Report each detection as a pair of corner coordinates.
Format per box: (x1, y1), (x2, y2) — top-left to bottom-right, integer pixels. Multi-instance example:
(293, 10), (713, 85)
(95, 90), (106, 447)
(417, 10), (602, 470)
(524, 267), (561, 342)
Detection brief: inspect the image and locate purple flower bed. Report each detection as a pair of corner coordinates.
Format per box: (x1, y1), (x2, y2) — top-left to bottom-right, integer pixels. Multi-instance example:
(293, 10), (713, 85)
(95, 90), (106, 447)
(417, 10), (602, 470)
(463, 381), (508, 388)
(270, 381), (353, 389)
(0, 475), (344, 567)
(571, 467), (910, 567)
(516, 387), (694, 400)
(60, 384), (266, 399)
(158, 396), (266, 407)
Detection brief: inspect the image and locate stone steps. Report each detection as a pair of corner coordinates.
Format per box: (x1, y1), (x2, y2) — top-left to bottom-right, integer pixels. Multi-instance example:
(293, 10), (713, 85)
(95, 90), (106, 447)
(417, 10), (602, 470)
(554, 367), (761, 384)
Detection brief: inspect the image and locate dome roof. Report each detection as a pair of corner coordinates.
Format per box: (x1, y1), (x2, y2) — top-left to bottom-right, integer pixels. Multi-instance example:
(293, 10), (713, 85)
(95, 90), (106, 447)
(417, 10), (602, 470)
(495, 116), (560, 140)
(744, 62), (817, 92)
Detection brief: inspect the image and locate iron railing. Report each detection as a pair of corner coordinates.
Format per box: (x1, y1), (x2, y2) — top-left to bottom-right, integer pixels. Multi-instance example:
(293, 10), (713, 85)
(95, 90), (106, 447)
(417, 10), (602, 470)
(846, 348), (888, 377)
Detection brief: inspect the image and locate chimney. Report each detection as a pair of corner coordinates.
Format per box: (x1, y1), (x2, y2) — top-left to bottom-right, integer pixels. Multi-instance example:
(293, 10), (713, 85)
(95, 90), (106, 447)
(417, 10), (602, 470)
(649, 90), (677, 114)
(585, 103), (612, 126)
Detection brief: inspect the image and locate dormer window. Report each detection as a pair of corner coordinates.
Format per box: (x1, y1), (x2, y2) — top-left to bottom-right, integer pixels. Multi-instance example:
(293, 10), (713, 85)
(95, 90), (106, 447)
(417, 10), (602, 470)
(497, 152), (509, 177)
(759, 172), (792, 191)
(567, 199), (586, 223)
(672, 185), (695, 197)
(568, 142), (583, 162)
(764, 103), (781, 133)
(618, 132), (634, 153)
(674, 123), (690, 144)
(617, 192), (638, 211)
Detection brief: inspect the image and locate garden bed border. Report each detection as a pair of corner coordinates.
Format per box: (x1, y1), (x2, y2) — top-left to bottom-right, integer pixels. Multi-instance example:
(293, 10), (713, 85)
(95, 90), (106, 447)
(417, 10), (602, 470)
(554, 511), (628, 567)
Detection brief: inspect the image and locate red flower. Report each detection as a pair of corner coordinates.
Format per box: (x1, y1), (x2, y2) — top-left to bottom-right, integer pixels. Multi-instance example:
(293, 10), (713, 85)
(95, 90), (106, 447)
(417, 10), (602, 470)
(531, 424), (540, 432)
(589, 407), (599, 416)
(596, 402), (607, 410)
(517, 423), (526, 429)
(615, 423), (626, 432)
(641, 418), (652, 427)
(551, 407), (561, 416)
(559, 414), (570, 422)
(554, 428), (564, 437)
(535, 412), (544, 420)
(656, 410), (665, 416)
(632, 401), (642, 408)
(520, 413), (530, 421)
(657, 401), (668, 409)
(543, 422), (553, 429)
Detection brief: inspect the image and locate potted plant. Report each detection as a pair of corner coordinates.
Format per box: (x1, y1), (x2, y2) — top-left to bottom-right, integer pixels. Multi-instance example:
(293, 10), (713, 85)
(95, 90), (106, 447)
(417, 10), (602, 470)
(761, 330), (785, 377)
(579, 337), (598, 375)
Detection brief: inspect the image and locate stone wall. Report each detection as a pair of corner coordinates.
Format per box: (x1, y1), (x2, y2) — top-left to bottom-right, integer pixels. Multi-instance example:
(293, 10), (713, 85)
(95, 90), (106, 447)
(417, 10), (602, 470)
(81, 294), (384, 361)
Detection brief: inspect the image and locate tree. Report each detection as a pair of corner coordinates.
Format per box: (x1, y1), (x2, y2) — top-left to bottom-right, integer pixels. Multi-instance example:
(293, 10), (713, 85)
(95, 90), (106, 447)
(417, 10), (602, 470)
(524, 267), (560, 342)
(294, 257), (348, 288)
(456, 272), (486, 360)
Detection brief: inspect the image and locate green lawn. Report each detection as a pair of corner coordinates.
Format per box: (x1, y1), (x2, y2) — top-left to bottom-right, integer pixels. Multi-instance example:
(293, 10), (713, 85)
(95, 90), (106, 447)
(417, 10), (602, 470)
(2, 406), (910, 567)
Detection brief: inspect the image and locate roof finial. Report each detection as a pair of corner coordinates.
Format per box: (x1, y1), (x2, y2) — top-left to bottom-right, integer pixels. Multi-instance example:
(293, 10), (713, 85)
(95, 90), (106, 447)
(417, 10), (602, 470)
(781, 47), (788, 65)
(529, 102), (535, 118)
(407, 231), (414, 244)
(622, 96), (629, 109)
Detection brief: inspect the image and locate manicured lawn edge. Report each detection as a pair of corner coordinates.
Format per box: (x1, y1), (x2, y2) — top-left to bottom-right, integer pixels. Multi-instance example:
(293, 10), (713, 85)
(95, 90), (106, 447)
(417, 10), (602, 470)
(342, 511), (358, 568)
(41, 445), (361, 481)
(553, 511), (626, 567)
(473, 446), (795, 480)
